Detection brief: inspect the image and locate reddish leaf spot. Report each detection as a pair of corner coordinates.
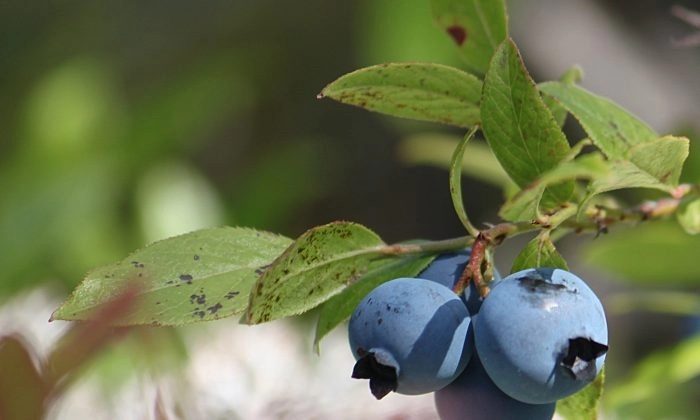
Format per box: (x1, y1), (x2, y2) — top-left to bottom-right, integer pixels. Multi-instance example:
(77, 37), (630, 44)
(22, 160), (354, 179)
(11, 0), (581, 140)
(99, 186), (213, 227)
(446, 25), (467, 46)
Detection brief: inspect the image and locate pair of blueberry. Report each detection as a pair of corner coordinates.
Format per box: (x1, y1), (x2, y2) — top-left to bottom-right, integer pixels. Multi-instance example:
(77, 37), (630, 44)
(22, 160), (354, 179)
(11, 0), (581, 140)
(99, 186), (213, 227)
(348, 250), (608, 420)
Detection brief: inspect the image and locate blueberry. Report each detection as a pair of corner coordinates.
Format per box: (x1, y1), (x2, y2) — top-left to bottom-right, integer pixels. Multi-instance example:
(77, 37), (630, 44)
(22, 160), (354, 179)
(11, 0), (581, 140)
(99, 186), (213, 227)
(418, 249), (501, 315)
(434, 352), (555, 420)
(348, 278), (473, 399)
(475, 268), (608, 404)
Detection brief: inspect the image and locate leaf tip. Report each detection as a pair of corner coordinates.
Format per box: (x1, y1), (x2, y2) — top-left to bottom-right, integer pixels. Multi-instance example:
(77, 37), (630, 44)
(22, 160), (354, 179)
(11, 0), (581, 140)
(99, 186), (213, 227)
(49, 304), (67, 322)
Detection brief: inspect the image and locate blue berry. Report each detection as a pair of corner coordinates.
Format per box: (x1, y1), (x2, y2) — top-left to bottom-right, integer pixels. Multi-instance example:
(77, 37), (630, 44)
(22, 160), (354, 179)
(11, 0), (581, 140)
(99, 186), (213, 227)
(475, 268), (608, 404)
(434, 352), (555, 420)
(418, 249), (501, 314)
(348, 278), (473, 399)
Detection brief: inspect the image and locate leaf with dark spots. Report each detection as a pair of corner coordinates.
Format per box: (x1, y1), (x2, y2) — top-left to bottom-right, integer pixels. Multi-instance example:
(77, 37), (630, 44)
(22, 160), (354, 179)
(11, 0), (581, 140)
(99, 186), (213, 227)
(431, 0), (508, 74)
(53, 227), (292, 326)
(446, 25), (467, 45)
(246, 222), (387, 324)
(225, 291), (239, 300)
(207, 303), (223, 314)
(189, 294), (206, 305)
(320, 63), (481, 128)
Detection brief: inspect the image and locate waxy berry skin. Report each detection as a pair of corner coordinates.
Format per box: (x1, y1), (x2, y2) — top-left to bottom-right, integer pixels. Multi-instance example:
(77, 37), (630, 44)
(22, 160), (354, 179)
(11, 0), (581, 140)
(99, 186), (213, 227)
(474, 268), (608, 404)
(418, 249), (501, 315)
(348, 278), (473, 399)
(434, 352), (556, 420)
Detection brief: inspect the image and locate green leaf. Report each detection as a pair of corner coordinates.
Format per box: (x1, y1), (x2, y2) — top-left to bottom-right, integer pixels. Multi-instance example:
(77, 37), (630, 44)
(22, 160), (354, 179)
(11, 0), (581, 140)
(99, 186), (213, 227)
(677, 198), (700, 235)
(245, 222), (387, 324)
(313, 253), (436, 350)
(398, 132), (517, 195)
(557, 367), (605, 420)
(625, 136), (689, 186)
(538, 82), (657, 159)
(579, 136), (689, 214)
(588, 160), (672, 194)
(430, 0), (508, 75)
(499, 153), (608, 222)
(450, 126), (479, 235)
(511, 233), (568, 273)
(319, 63), (482, 128)
(481, 39), (573, 204)
(541, 82), (689, 193)
(580, 159), (676, 214)
(541, 65), (584, 128)
(585, 221), (700, 286)
(52, 227), (292, 325)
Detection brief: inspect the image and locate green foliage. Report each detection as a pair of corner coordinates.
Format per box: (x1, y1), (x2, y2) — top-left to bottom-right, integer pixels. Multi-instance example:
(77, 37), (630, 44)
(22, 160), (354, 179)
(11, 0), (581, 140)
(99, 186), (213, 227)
(52, 228), (292, 325)
(511, 233), (568, 273)
(449, 126), (480, 235)
(481, 39), (573, 204)
(430, 0), (508, 74)
(39, 1), (700, 417)
(246, 222), (387, 324)
(557, 368), (605, 420)
(314, 253), (436, 350)
(539, 83), (690, 200)
(320, 63), (481, 128)
(677, 197), (700, 235)
(542, 66), (584, 128)
(499, 153), (608, 223)
(539, 82), (657, 158)
(581, 136), (689, 208)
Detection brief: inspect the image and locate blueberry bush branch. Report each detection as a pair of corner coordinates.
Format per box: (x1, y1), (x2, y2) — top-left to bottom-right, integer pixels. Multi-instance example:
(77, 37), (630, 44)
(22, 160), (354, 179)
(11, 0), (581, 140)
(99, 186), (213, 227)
(50, 1), (699, 419)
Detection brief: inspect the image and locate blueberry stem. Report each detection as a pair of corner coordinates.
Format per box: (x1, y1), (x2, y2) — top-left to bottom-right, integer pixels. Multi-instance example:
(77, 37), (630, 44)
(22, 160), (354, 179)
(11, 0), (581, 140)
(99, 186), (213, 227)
(380, 187), (698, 279)
(453, 232), (490, 297)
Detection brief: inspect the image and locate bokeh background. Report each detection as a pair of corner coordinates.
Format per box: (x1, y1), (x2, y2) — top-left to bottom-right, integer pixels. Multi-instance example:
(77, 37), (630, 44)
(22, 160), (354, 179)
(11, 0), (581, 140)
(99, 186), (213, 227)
(1, 0), (699, 418)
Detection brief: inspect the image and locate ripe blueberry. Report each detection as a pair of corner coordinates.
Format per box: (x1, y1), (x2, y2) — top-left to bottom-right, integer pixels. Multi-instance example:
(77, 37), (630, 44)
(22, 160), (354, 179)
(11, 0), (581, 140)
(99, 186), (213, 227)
(434, 352), (555, 420)
(474, 268), (608, 404)
(418, 248), (500, 315)
(348, 278), (473, 399)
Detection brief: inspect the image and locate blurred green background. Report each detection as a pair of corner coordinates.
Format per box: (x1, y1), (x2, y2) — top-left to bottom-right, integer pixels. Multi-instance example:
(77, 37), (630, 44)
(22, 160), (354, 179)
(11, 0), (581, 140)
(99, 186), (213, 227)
(1, 0), (699, 418)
